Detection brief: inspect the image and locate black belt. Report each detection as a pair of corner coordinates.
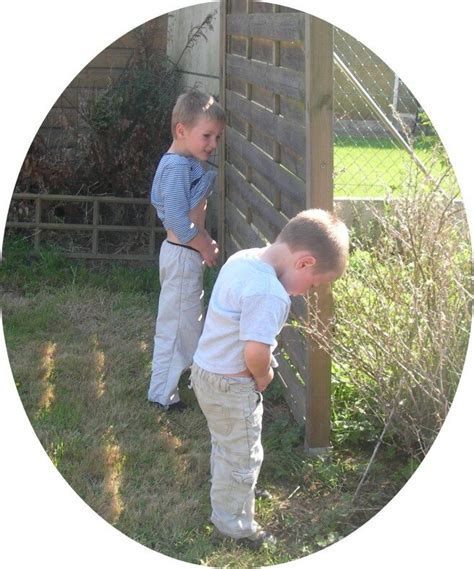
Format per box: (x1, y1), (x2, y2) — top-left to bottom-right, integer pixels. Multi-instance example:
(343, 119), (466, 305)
(166, 240), (199, 253)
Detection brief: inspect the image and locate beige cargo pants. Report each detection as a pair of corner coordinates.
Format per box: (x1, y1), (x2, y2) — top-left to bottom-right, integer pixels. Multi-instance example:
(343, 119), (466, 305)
(190, 363), (264, 539)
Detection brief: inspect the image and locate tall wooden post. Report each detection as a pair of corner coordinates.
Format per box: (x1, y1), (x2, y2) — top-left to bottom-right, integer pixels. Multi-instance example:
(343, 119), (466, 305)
(304, 16), (334, 454)
(218, 0), (228, 263)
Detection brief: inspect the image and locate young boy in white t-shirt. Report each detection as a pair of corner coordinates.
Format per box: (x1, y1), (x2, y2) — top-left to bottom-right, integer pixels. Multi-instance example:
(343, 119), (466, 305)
(191, 209), (349, 548)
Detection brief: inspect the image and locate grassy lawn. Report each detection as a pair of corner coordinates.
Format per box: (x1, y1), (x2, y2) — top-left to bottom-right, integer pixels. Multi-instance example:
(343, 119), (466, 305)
(334, 136), (446, 197)
(1, 240), (413, 566)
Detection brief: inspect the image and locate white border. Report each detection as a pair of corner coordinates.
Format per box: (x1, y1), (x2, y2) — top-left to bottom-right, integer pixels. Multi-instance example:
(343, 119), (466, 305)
(1, 2), (473, 567)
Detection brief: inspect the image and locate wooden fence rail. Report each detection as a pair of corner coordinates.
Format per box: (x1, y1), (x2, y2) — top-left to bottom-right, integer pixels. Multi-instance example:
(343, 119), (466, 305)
(6, 193), (165, 261)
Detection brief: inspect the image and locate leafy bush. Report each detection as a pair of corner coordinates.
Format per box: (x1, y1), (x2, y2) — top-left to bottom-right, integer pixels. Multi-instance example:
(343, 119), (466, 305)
(14, 13), (218, 201)
(80, 51), (182, 199)
(305, 146), (472, 458)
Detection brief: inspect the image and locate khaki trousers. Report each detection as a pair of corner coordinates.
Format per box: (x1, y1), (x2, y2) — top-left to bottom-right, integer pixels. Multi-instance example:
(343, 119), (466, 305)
(190, 363), (264, 539)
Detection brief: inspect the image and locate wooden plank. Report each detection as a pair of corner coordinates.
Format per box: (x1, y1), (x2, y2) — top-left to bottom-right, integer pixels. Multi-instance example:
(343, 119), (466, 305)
(280, 40), (305, 72)
(249, 167), (302, 220)
(226, 163), (287, 243)
(280, 323), (307, 376)
(249, 126), (274, 160)
(250, 84), (275, 112)
(69, 68), (126, 89)
(291, 295), (308, 322)
(226, 128), (306, 207)
(226, 12), (305, 42)
(34, 196), (41, 249)
(275, 356), (306, 426)
(5, 221), (165, 234)
(226, 54), (305, 102)
(92, 201), (99, 255)
(226, 90), (305, 157)
(11, 193), (151, 205)
(225, 198), (265, 250)
(225, 234), (241, 258)
(87, 47), (134, 70)
(304, 16), (334, 453)
(41, 108), (78, 129)
(229, 35), (247, 57)
(65, 252), (157, 261)
(280, 93), (305, 125)
(251, 37), (274, 65)
(229, 0), (248, 14)
(280, 145), (305, 180)
(53, 87), (79, 108)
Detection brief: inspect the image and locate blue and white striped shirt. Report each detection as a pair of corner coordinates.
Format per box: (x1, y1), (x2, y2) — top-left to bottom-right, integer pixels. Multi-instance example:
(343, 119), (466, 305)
(150, 153), (217, 243)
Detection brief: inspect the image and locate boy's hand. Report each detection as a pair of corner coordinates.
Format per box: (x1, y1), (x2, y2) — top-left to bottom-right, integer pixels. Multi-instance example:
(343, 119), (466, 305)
(202, 239), (219, 267)
(187, 231), (219, 267)
(255, 367), (274, 392)
(244, 341), (274, 392)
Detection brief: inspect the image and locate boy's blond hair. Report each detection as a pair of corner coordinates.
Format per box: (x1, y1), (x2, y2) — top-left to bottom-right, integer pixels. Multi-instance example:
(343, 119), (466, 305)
(171, 90), (226, 138)
(277, 209), (349, 275)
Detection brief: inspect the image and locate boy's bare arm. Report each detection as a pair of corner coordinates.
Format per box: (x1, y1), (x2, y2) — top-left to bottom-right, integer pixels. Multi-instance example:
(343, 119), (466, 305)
(187, 199), (219, 267)
(186, 230), (219, 267)
(244, 341), (274, 392)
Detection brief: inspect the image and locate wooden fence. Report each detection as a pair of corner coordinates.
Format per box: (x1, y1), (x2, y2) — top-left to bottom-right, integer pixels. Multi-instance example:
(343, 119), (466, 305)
(39, 17), (168, 151)
(6, 193), (165, 261)
(218, 1), (334, 453)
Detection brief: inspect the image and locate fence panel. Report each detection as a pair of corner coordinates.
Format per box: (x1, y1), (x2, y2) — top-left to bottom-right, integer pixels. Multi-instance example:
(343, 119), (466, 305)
(219, 1), (334, 451)
(6, 193), (166, 261)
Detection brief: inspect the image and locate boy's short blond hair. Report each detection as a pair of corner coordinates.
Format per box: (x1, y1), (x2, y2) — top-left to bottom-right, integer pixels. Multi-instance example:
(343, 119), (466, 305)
(171, 90), (226, 138)
(277, 209), (349, 275)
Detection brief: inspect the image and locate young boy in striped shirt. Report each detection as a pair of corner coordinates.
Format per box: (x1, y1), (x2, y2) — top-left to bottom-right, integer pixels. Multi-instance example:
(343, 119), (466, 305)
(148, 90), (226, 411)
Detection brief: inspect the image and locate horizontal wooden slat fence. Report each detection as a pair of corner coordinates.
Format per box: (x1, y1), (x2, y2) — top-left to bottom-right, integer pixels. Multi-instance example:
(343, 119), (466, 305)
(6, 193), (166, 261)
(219, 0), (334, 453)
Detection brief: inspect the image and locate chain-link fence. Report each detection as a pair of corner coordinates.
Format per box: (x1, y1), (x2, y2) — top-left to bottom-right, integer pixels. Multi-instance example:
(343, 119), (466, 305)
(333, 28), (438, 198)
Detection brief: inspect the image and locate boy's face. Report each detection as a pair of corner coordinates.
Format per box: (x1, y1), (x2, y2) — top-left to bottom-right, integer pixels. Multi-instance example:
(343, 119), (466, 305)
(176, 117), (224, 161)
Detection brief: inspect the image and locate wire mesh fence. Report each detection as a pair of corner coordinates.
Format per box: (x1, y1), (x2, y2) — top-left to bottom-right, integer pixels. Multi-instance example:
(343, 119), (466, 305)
(333, 27), (443, 199)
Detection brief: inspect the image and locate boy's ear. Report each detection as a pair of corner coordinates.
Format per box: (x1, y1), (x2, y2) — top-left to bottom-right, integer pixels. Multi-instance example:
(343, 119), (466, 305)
(296, 254), (316, 270)
(175, 122), (186, 139)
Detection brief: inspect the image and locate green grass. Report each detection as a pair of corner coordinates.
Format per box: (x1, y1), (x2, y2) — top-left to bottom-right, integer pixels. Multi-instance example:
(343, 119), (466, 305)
(334, 135), (449, 197)
(1, 239), (414, 566)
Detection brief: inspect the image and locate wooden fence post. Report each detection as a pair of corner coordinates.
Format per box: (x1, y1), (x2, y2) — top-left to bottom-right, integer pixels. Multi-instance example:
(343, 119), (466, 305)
(34, 195), (42, 250)
(304, 15), (334, 454)
(92, 199), (99, 255)
(218, 0), (228, 263)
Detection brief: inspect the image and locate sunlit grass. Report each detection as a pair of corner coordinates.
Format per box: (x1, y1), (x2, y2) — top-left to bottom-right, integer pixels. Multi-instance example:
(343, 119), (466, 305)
(1, 242), (416, 566)
(334, 136), (448, 197)
(38, 341), (57, 413)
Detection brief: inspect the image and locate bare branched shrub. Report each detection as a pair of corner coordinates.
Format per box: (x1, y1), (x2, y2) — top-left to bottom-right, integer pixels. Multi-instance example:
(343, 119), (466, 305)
(304, 148), (472, 459)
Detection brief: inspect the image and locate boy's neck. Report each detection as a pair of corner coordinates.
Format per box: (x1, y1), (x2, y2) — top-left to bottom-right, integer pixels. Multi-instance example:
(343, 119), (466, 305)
(168, 140), (191, 157)
(259, 242), (289, 278)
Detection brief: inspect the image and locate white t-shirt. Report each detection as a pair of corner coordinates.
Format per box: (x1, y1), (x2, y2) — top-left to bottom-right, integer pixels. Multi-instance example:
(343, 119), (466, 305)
(193, 248), (291, 375)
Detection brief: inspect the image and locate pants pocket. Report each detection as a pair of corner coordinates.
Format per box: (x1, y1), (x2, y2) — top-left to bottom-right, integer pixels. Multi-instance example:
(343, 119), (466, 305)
(244, 390), (263, 422)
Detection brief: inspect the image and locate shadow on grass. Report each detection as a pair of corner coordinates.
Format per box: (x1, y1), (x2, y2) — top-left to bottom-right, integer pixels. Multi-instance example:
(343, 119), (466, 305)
(1, 248), (412, 567)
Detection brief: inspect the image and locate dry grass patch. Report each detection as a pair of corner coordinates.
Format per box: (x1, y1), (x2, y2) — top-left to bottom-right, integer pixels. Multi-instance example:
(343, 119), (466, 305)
(3, 277), (412, 566)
